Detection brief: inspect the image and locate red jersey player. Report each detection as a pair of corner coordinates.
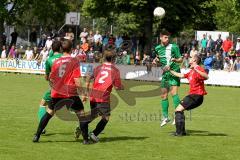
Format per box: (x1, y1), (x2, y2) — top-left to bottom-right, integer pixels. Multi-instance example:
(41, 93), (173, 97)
(81, 50), (124, 143)
(168, 54), (209, 136)
(33, 40), (86, 143)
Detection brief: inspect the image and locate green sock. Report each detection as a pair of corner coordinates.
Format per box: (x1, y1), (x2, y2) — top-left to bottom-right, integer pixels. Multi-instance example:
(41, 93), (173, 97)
(172, 94), (180, 109)
(161, 99), (169, 118)
(38, 106), (46, 122)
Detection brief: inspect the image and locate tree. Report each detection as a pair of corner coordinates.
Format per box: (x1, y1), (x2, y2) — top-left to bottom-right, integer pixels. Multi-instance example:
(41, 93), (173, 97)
(212, 0), (240, 33)
(0, 0), (30, 49)
(82, 0), (212, 55)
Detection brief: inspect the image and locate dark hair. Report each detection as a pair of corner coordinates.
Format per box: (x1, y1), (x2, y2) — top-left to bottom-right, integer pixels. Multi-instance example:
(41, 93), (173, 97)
(194, 54), (201, 64)
(61, 40), (72, 53)
(160, 30), (170, 36)
(104, 50), (116, 62)
(52, 41), (61, 52)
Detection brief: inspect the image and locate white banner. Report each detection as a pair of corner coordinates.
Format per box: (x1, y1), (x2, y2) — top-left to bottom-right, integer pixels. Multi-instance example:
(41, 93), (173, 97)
(1, 60), (240, 87)
(0, 59), (45, 74)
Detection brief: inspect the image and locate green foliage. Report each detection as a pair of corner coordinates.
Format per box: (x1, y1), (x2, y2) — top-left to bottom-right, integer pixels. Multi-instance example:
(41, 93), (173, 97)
(212, 0), (240, 33)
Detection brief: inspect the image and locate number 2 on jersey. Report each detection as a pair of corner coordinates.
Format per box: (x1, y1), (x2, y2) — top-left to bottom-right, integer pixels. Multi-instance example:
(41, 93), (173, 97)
(98, 71), (109, 84)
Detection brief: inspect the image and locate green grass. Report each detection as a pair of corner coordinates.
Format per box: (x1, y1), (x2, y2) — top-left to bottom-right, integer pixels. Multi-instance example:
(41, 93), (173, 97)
(0, 73), (240, 160)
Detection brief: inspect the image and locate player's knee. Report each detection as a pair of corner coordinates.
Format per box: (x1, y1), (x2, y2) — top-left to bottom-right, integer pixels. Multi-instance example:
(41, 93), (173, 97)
(47, 108), (54, 116)
(40, 99), (47, 106)
(175, 105), (185, 112)
(160, 94), (168, 99)
(102, 116), (109, 121)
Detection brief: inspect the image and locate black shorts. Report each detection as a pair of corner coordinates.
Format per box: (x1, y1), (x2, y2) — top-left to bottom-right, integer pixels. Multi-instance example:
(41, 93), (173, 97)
(90, 101), (111, 117)
(180, 94), (204, 111)
(49, 96), (84, 111)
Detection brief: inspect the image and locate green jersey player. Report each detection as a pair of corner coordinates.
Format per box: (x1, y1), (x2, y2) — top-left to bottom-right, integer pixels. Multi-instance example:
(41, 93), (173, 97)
(154, 30), (182, 127)
(37, 41), (62, 133)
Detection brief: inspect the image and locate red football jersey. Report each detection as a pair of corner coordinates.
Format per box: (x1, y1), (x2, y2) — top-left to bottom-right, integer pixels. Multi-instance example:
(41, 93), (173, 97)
(184, 65), (207, 95)
(50, 56), (81, 98)
(90, 63), (122, 102)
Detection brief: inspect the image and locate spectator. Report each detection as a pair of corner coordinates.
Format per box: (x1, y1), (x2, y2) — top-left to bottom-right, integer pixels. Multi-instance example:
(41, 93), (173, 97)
(228, 47), (236, 61)
(108, 34), (115, 45)
(135, 50), (140, 65)
(38, 34), (47, 49)
(207, 35), (215, 52)
(77, 49), (87, 62)
(30, 28), (37, 46)
(79, 28), (88, 44)
(81, 38), (89, 53)
(232, 57), (240, 71)
(8, 45), (16, 59)
(33, 46), (39, 60)
(1, 45), (7, 59)
(180, 43), (189, 55)
(93, 30), (102, 43)
(71, 45), (81, 57)
(222, 36), (233, 58)
(115, 35), (123, 52)
(200, 34), (207, 53)
(23, 47), (34, 61)
(235, 37), (240, 56)
(65, 28), (74, 41)
(223, 57), (233, 71)
(87, 30), (94, 45)
(213, 52), (223, 70)
(181, 53), (190, 69)
(39, 47), (48, 62)
(189, 36), (198, 49)
(93, 39), (102, 53)
(190, 46), (198, 58)
(102, 33), (109, 50)
(45, 37), (53, 51)
(203, 52), (213, 70)
(87, 46), (95, 63)
(215, 34), (223, 52)
(10, 31), (18, 46)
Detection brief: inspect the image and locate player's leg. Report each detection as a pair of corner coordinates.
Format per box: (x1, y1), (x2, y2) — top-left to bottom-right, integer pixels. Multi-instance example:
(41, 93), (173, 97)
(33, 98), (56, 142)
(169, 73), (181, 125)
(160, 87), (170, 127)
(174, 95), (204, 136)
(37, 90), (52, 134)
(69, 96), (90, 144)
(90, 102), (110, 142)
(38, 99), (47, 122)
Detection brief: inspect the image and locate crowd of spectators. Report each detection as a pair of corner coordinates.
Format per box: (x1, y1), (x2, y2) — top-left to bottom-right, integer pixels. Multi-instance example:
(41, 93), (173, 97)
(180, 34), (240, 72)
(1, 28), (240, 72)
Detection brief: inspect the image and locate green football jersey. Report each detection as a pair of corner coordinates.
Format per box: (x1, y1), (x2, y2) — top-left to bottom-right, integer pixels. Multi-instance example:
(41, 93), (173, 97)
(45, 53), (62, 75)
(155, 43), (181, 71)
(48, 50), (54, 57)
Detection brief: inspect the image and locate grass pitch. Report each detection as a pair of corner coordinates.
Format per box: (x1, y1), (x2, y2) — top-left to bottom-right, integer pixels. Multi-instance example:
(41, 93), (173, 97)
(0, 73), (240, 160)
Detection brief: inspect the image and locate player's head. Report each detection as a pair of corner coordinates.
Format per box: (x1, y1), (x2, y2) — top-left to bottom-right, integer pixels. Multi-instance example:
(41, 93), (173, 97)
(160, 30), (170, 46)
(189, 54), (201, 68)
(104, 50), (116, 62)
(52, 41), (61, 53)
(61, 39), (72, 54)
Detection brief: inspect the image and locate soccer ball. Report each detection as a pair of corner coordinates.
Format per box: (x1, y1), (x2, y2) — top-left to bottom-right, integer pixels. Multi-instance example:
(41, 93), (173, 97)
(153, 7), (165, 18)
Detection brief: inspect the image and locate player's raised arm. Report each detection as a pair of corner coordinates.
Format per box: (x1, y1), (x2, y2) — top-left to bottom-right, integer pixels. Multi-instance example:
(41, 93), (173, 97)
(169, 70), (185, 78)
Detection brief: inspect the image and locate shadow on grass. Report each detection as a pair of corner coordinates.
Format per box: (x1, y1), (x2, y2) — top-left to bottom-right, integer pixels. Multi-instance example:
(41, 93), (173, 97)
(39, 136), (149, 143)
(42, 132), (73, 136)
(186, 130), (227, 137)
(99, 136), (149, 143)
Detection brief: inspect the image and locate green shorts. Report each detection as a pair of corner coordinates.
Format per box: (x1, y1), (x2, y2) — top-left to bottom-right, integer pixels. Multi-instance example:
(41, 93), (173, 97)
(161, 70), (180, 88)
(43, 90), (52, 102)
